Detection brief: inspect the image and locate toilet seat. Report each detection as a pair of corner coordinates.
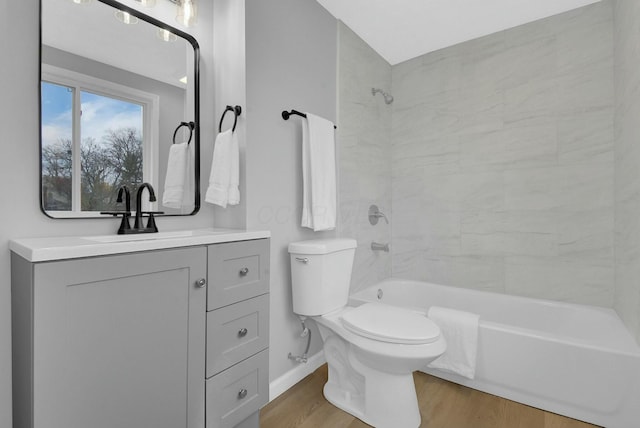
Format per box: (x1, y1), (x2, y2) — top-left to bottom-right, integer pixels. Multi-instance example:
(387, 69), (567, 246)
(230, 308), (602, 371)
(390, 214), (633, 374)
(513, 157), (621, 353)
(340, 303), (440, 344)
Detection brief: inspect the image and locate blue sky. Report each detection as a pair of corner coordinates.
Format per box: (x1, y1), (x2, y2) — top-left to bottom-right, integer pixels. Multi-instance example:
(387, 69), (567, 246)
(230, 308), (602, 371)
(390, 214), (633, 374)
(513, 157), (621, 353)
(41, 81), (143, 147)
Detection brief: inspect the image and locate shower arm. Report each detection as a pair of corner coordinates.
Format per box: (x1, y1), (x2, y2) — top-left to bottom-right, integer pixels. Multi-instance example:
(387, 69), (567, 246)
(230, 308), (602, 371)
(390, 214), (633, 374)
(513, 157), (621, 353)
(371, 87), (394, 104)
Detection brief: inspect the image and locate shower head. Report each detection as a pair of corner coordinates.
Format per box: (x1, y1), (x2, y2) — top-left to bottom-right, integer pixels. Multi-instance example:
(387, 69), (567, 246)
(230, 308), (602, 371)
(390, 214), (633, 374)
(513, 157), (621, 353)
(372, 88), (394, 105)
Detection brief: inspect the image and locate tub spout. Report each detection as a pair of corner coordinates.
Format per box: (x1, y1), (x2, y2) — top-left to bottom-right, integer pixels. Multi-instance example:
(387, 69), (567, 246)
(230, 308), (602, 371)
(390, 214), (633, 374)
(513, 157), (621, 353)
(371, 242), (390, 252)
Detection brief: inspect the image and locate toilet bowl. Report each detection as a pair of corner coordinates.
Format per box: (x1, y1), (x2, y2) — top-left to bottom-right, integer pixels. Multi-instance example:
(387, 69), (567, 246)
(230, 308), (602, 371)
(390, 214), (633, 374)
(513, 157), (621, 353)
(289, 239), (446, 428)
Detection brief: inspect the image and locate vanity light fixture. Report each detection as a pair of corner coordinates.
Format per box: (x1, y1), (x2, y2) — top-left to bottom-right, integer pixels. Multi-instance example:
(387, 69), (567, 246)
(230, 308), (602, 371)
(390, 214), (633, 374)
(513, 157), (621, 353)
(115, 10), (139, 24)
(175, 0), (197, 28)
(70, 0), (92, 4)
(157, 28), (178, 42)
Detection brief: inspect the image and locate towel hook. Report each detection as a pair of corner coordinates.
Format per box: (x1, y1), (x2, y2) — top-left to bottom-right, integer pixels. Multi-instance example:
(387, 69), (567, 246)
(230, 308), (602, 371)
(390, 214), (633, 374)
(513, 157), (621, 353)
(219, 105), (242, 133)
(173, 121), (195, 145)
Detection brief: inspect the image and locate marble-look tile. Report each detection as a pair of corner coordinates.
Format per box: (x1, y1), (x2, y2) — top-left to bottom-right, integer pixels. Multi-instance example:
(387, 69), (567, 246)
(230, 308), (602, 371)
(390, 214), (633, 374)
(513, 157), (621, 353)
(461, 210), (557, 235)
(556, 209), (614, 264)
(504, 163), (613, 212)
(615, 199), (640, 264)
(461, 231), (556, 257)
(460, 210), (557, 257)
(503, 77), (561, 124)
(392, 103), (464, 142)
(505, 257), (614, 306)
(557, 64), (614, 114)
(498, 35), (558, 91)
(338, 22), (392, 291)
(557, 21), (612, 76)
(459, 119), (557, 171)
(614, 261), (640, 336)
(457, 172), (505, 211)
(451, 85), (505, 137)
(393, 135), (459, 169)
(416, 255), (506, 294)
(391, 249), (431, 280)
(558, 108), (614, 164)
(339, 1), (621, 314)
(613, 0), (640, 345)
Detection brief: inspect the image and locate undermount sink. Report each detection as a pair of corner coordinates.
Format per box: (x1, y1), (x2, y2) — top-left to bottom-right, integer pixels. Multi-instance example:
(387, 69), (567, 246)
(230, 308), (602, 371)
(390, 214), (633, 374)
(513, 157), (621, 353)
(84, 230), (216, 243)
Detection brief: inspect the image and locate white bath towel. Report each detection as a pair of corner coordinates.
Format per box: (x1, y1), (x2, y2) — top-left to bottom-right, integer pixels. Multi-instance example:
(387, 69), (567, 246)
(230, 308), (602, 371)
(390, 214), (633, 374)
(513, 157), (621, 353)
(427, 306), (480, 379)
(301, 112), (336, 231)
(205, 129), (240, 208)
(162, 142), (194, 210)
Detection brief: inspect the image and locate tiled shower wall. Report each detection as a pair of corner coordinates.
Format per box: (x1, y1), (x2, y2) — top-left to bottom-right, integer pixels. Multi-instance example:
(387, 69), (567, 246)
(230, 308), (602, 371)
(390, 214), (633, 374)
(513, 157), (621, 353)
(390, 2), (615, 306)
(614, 0), (640, 343)
(338, 23), (393, 292)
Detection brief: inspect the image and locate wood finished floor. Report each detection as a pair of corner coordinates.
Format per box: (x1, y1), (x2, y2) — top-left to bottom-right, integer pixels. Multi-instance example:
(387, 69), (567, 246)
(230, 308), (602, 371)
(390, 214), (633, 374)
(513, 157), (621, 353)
(260, 364), (599, 428)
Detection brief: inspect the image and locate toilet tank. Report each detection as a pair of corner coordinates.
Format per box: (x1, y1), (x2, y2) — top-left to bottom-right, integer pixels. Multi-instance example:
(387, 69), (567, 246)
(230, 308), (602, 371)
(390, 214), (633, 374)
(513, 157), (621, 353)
(288, 238), (357, 316)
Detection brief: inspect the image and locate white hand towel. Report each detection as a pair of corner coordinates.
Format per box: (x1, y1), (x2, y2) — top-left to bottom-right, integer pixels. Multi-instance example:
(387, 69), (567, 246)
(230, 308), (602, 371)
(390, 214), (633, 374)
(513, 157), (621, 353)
(227, 129), (240, 206)
(301, 113), (336, 231)
(162, 142), (194, 210)
(206, 130), (233, 208)
(427, 306), (480, 379)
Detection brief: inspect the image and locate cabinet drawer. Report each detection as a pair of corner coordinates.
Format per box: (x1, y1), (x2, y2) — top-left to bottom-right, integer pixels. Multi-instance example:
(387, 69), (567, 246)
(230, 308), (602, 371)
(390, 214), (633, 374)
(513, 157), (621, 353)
(207, 294), (269, 377)
(206, 349), (269, 428)
(207, 239), (269, 310)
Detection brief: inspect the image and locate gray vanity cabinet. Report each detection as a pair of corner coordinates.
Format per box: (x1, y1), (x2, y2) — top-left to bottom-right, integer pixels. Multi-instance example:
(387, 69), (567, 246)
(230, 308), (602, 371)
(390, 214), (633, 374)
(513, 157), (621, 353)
(12, 236), (270, 428)
(12, 247), (207, 428)
(205, 239), (270, 428)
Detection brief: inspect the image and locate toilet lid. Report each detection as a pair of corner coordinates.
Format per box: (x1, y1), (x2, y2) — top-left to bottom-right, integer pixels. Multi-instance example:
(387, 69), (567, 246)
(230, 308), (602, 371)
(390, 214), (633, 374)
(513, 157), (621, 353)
(341, 303), (440, 344)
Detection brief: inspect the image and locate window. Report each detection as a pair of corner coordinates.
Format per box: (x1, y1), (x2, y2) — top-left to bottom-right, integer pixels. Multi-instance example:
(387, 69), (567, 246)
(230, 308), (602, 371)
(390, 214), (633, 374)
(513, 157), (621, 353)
(41, 65), (158, 214)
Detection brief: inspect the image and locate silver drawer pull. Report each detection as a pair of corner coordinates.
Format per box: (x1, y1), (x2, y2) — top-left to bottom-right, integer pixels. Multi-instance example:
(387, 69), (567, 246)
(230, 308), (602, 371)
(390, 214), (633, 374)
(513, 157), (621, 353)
(239, 267), (249, 276)
(295, 257), (309, 264)
(195, 278), (206, 288)
(238, 388), (248, 400)
(238, 328), (248, 338)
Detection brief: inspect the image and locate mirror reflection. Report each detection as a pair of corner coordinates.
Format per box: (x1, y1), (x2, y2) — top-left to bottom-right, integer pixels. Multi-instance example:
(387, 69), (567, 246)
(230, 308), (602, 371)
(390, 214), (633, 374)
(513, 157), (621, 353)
(41, 0), (199, 218)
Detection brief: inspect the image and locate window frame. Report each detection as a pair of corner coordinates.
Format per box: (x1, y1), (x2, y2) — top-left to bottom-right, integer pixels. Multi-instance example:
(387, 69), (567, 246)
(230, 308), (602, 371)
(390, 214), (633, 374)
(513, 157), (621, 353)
(41, 64), (159, 217)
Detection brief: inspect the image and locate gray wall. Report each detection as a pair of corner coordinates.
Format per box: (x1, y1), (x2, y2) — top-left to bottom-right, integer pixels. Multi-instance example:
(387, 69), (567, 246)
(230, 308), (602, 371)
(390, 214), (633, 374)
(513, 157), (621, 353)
(337, 23), (393, 292)
(212, 0), (247, 229)
(0, 2), (218, 425)
(245, 0), (338, 384)
(614, 0), (640, 343)
(390, 1), (615, 306)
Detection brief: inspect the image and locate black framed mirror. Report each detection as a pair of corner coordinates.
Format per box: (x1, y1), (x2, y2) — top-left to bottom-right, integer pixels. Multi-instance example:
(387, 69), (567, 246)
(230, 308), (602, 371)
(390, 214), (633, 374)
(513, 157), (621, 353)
(40, 0), (200, 218)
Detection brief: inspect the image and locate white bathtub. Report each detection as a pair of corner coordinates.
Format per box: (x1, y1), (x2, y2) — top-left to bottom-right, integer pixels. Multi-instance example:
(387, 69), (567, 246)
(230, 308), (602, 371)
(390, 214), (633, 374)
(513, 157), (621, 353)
(349, 279), (640, 428)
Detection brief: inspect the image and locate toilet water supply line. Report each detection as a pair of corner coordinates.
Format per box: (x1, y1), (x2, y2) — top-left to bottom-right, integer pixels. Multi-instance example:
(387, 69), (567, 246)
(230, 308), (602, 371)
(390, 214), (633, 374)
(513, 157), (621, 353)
(288, 316), (311, 363)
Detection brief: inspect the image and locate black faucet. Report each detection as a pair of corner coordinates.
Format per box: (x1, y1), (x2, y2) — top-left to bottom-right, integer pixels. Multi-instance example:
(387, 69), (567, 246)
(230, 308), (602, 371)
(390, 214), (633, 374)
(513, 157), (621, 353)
(116, 185), (132, 234)
(133, 183), (161, 233)
(101, 183), (163, 234)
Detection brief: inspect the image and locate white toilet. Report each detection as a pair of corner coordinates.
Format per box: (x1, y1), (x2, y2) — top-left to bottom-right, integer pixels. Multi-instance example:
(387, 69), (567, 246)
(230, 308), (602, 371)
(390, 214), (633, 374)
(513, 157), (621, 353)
(288, 238), (446, 428)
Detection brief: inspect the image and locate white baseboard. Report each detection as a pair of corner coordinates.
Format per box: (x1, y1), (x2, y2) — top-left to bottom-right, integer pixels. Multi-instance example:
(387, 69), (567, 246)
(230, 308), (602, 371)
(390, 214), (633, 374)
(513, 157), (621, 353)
(268, 351), (326, 402)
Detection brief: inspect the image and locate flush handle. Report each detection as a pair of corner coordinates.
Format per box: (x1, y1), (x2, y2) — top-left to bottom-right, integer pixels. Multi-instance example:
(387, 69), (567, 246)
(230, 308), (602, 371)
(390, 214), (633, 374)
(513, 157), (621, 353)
(238, 388), (248, 400)
(195, 278), (206, 288)
(238, 328), (248, 338)
(239, 267), (249, 276)
(295, 257), (309, 264)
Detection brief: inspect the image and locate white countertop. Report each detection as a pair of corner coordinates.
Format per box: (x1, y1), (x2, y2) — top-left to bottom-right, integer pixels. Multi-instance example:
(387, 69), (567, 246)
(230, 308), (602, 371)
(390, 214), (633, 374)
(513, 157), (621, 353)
(9, 228), (271, 262)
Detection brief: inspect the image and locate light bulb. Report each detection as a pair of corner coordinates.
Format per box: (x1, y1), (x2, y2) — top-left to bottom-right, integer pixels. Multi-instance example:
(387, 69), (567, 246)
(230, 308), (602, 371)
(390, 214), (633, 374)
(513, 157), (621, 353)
(115, 10), (139, 25)
(176, 0), (197, 28)
(157, 28), (177, 42)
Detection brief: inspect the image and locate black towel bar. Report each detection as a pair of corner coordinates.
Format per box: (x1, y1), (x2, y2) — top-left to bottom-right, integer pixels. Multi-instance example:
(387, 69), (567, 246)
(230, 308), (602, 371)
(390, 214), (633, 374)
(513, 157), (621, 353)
(282, 109), (337, 129)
